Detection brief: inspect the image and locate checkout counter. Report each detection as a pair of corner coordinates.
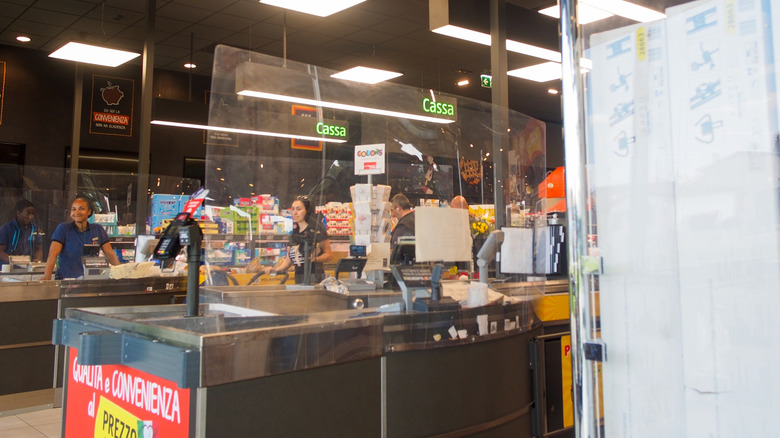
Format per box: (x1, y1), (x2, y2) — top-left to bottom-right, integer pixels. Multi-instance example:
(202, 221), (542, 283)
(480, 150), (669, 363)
(53, 280), (542, 437)
(0, 255), (47, 281)
(49, 209), (572, 436)
(0, 276), (187, 414)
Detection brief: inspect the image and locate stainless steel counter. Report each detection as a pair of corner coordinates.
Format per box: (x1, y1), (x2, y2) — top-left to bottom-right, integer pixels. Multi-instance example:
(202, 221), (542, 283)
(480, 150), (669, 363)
(53, 282), (541, 388)
(53, 281), (552, 437)
(0, 276), (187, 413)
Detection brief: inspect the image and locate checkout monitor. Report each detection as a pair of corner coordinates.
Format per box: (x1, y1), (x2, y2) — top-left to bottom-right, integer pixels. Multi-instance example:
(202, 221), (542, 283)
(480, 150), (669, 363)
(390, 241), (415, 266)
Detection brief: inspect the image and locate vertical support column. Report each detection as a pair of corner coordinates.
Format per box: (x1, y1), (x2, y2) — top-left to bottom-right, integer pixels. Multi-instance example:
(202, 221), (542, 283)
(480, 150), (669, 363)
(559, 1), (598, 437)
(135, 0), (155, 233)
(490, 0), (508, 229)
(68, 63), (83, 199)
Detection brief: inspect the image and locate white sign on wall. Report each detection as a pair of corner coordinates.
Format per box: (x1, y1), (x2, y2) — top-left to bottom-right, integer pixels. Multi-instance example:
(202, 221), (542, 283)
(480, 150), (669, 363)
(354, 143), (385, 175)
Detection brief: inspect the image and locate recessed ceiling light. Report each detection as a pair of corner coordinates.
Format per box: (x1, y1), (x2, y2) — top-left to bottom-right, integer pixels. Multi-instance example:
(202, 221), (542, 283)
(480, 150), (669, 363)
(508, 62), (562, 82)
(259, 0), (366, 17)
(49, 42), (140, 67)
(581, 0), (665, 22)
(539, 3), (614, 24)
(547, 88), (560, 95)
(330, 66), (402, 84)
(16, 36), (31, 43)
(432, 25), (561, 63)
(184, 63), (197, 69)
(457, 79), (469, 86)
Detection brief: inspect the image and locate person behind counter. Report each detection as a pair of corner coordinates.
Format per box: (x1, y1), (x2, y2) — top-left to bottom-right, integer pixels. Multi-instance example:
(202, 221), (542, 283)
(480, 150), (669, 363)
(42, 196), (120, 280)
(450, 195), (469, 211)
(390, 193), (415, 249)
(0, 199), (42, 267)
(248, 195), (332, 284)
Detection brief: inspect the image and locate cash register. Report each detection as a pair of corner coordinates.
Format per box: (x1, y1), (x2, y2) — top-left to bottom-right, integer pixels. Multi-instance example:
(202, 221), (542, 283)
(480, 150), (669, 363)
(6, 255), (46, 273)
(81, 244), (110, 279)
(391, 263), (460, 312)
(334, 245), (377, 292)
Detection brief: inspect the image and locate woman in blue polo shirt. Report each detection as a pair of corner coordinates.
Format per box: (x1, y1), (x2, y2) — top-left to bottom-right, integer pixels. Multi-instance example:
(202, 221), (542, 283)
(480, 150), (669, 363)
(42, 196), (120, 280)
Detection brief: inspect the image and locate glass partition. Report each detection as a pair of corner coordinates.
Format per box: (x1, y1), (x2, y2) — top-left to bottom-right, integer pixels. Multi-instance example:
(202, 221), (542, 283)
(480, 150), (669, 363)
(201, 45), (551, 283)
(0, 163), (199, 262)
(563, 0), (780, 436)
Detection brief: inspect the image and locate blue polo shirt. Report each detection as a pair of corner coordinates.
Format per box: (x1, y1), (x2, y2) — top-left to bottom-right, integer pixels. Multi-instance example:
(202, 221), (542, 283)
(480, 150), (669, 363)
(0, 219), (36, 267)
(51, 222), (110, 279)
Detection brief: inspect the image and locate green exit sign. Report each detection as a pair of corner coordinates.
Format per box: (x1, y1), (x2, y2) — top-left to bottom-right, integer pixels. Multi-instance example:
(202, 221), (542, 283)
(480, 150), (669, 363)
(480, 74), (492, 88)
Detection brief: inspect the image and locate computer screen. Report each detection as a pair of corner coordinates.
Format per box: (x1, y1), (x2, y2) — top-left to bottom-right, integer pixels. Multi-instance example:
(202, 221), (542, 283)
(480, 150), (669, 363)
(390, 241), (416, 265)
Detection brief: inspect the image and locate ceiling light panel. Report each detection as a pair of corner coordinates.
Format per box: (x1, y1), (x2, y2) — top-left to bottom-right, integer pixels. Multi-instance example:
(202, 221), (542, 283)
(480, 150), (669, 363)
(260, 0), (367, 17)
(508, 62), (562, 82)
(433, 25), (561, 63)
(539, 3), (614, 25)
(331, 66), (403, 84)
(49, 42), (140, 67)
(580, 0), (665, 22)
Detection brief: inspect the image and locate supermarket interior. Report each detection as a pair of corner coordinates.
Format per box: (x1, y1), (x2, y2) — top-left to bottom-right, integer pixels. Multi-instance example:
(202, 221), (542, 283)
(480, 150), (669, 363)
(1, 0), (779, 437)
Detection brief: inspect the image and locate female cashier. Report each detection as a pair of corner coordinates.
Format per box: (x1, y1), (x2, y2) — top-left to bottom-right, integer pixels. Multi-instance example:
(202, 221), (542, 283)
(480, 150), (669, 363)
(248, 196), (332, 284)
(42, 196), (120, 280)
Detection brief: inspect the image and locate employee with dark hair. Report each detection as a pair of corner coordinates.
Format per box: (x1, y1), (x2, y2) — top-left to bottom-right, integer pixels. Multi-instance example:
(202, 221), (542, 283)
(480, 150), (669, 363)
(42, 196), (120, 280)
(0, 199), (42, 267)
(248, 195), (332, 284)
(390, 193), (415, 249)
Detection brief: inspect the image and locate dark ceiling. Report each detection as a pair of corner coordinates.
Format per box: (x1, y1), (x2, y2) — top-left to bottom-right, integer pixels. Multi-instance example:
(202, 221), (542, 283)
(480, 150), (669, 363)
(0, 0), (681, 124)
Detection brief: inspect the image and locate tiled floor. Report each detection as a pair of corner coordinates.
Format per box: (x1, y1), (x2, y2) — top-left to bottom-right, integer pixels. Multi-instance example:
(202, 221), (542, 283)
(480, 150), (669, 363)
(0, 408), (62, 438)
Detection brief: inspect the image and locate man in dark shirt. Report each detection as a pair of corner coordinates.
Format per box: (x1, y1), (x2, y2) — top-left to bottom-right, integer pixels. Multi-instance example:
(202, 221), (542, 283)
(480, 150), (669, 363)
(390, 193), (415, 248)
(0, 199), (41, 267)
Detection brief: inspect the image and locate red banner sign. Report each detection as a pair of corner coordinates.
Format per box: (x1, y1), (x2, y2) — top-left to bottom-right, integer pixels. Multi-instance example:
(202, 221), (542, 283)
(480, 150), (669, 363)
(63, 347), (191, 438)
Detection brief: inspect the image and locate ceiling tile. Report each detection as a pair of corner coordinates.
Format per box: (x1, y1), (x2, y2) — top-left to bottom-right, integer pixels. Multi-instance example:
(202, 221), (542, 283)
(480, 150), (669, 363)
(0, 3), (30, 18)
(169, 0), (228, 13)
(189, 24), (233, 42)
(33, 0), (94, 15)
(156, 3), (213, 23)
(369, 18), (421, 37)
(20, 8), (79, 27)
(285, 30), (333, 48)
(7, 19), (61, 38)
(342, 29), (395, 46)
(154, 17), (193, 35)
(223, 2), (279, 22)
(200, 12), (256, 31)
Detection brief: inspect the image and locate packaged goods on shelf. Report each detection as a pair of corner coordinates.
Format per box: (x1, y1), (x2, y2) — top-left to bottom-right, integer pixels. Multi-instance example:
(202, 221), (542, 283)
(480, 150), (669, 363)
(150, 194), (180, 230)
(199, 221), (220, 235)
(218, 206), (260, 236)
(90, 212), (118, 236)
(234, 195), (280, 214)
(259, 214), (291, 235)
(114, 248), (135, 263)
(204, 247), (233, 266)
(318, 202), (353, 236)
(150, 194), (203, 232)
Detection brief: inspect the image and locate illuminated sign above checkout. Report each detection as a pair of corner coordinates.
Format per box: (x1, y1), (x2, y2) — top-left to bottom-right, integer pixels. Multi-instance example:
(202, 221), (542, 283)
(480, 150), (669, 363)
(289, 114), (349, 141)
(234, 61), (459, 124)
(422, 94), (458, 122)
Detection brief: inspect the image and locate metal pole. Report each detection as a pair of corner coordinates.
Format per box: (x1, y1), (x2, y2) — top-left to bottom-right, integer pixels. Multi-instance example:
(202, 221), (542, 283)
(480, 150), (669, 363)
(68, 63), (83, 200)
(135, 0), (155, 234)
(489, 0), (508, 229)
(559, 0), (598, 437)
(185, 225), (202, 317)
